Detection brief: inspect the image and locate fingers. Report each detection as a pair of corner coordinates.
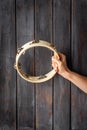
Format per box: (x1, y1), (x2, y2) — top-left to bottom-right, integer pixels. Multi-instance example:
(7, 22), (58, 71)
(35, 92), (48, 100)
(52, 56), (61, 73)
(54, 52), (60, 60)
(59, 52), (66, 59)
(54, 52), (66, 62)
(52, 56), (61, 65)
(52, 62), (58, 71)
(52, 56), (58, 71)
(52, 56), (58, 64)
(52, 52), (67, 75)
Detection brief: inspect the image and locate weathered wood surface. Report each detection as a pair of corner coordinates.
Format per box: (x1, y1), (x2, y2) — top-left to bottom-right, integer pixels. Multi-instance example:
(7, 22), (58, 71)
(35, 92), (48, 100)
(0, 0), (87, 130)
(35, 0), (53, 130)
(0, 57), (16, 130)
(53, 0), (71, 130)
(71, 0), (87, 130)
(16, 0), (35, 130)
(0, 0), (16, 130)
(0, 0), (16, 58)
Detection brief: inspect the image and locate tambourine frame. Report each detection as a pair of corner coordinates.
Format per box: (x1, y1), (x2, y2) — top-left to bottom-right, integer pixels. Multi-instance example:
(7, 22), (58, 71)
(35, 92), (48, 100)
(14, 40), (59, 83)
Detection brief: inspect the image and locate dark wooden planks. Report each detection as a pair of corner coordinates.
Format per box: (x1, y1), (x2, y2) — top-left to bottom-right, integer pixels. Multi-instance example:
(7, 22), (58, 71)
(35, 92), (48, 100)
(0, 57), (16, 130)
(35, 0), (53, 130)
(16, 0), (35, 130)
(0, 0), (16, 129)
(53, 0), (71, 130)
(71, 0), (87, 129)
(0, 0), (16, 58)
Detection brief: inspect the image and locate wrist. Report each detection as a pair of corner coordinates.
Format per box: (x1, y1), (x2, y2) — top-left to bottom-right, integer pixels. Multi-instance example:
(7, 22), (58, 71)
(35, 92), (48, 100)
(61, 69), (72, 80)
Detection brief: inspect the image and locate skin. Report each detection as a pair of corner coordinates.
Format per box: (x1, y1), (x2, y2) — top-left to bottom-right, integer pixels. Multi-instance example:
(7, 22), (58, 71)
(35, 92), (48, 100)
(52, 52), (87, 94)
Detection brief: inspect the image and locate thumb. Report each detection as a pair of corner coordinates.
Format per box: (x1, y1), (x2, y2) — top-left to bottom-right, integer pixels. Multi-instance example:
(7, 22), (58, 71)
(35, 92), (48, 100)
(54, 52), (60, 60)
(52, 57), (61, 65)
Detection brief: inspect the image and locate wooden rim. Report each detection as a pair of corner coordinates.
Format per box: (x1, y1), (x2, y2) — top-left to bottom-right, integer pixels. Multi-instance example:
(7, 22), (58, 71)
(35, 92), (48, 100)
(14, 40), (59, 83)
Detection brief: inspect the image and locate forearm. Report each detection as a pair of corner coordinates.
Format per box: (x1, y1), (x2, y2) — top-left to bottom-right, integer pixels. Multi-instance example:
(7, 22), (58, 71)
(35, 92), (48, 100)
(62, 70), (87, 93)
(52, 53), (87, 93)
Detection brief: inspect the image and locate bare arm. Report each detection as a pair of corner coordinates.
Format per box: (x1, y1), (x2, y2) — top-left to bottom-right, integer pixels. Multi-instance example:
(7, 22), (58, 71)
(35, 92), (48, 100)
(62, 70), (87, 93)
(52, 53), (87, 94)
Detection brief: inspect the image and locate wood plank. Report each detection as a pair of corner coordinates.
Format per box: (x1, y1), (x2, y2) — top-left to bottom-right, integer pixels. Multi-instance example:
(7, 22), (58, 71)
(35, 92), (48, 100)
(16, 0), (35, 130)
(0, 0), (16, 129)
(53, 0), (71, 129)
(0, 0), (16, 58)
(72, 129), (87, 130)
(35, 0), (53, 129)
(71, 0), (87, 129)
(0, 57), (16, 130)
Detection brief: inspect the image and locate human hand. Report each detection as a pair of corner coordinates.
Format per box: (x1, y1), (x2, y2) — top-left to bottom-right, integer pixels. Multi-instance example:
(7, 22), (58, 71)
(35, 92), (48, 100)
(52, 53), (87, 93)
(52, 52), (70, 78)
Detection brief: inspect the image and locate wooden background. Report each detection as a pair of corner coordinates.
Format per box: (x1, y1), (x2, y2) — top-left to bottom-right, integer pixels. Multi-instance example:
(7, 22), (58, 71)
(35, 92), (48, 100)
(0, 0), (87, 130)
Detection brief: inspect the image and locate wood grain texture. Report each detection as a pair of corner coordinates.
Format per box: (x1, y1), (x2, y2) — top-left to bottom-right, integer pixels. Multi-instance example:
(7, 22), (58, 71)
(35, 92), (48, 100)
(1, 0), (87, 129)
(35, 0), (53, 129)
(0, 57), (16, 130)
(16, 0), (35, 130)
(0, 0), (16, 58)
(71, 0), (87, 129)
(0, 0), (16, 129)
(53, 0), (71, 130)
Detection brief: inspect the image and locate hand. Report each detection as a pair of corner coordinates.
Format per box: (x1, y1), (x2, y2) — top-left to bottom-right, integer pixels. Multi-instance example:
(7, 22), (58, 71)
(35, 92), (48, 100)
(52, 52), (87, 93)
(52, 52), (70, 78)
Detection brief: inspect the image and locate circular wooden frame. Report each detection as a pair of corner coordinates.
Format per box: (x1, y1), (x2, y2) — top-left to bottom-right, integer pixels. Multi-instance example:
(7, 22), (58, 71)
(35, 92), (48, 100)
(14, 40), (59, 83)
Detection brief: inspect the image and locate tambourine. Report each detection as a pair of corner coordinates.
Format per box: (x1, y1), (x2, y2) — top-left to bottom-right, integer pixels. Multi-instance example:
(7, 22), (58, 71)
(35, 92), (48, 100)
(14, 40), (59, 83)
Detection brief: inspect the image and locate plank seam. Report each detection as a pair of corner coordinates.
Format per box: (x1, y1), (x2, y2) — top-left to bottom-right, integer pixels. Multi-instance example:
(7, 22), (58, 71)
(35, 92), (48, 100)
(15, 0), (18, 129)
(34, 0), (36, 130)
(70, 0), (73, 129)
(52, 0), (54, 130)
(72, 129), (87, 130)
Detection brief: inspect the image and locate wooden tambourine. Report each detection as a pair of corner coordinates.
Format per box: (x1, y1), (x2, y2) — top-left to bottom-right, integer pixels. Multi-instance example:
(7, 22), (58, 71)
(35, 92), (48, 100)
(14, 40), (59, 83)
